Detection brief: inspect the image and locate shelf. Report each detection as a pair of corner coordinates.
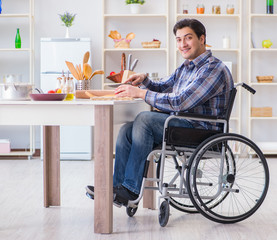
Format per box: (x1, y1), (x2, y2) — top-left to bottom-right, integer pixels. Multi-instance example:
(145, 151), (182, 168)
(177, 14), (240, 18)
(0, 150), (33, 156)
(251, 14), (277, 17)
(104, 14), (167, 18)
(176, 48), (239, 52)
(0, 48), (31, 52)
(250, 82), (277, 86)
(250, 48), (277, 52)
(0, 14), (30, 18)
(250, 117), (277, 120)
(104, 48), (168, 52)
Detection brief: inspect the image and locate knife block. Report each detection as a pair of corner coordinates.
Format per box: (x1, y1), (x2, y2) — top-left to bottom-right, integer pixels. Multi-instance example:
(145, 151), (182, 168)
(122, 70), (135, 83)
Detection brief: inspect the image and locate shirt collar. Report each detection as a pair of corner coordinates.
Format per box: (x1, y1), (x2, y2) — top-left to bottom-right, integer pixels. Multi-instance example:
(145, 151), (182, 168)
(191, 50), (212, 68)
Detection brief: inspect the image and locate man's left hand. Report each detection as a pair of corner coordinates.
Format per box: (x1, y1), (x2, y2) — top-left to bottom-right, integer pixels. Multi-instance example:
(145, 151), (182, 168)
(115, 85), (147, 99)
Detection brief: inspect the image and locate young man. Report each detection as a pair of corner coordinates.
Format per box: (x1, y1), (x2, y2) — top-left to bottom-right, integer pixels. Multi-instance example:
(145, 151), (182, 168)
(86, 18), (234, 206)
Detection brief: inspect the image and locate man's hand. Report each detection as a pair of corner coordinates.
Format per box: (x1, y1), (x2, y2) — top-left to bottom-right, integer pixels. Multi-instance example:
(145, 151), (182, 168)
(115, 85), (147, 99)
(124, 73), (147, 85)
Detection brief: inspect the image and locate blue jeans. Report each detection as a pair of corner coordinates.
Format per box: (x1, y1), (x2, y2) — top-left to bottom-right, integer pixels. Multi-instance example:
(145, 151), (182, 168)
(113, 111), (194, 194)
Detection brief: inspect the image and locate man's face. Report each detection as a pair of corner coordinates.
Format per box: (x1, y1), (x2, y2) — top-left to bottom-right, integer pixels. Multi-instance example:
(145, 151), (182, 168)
(176, 27), (206, 61)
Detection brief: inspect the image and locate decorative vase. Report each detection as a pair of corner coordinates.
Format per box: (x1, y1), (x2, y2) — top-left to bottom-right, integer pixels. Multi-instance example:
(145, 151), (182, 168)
(130, 4), (141, 14)
(65, 27), (69, 38)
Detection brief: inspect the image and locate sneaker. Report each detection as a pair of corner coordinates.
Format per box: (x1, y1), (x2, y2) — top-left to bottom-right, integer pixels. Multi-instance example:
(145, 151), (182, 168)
(85, 185), (123, 207)
(114, 185), (139, 206)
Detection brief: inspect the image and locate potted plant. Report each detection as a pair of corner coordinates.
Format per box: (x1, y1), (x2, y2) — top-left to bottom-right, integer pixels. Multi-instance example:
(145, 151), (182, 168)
(125, 0), (145, 14)
(58, 11), (76, 38)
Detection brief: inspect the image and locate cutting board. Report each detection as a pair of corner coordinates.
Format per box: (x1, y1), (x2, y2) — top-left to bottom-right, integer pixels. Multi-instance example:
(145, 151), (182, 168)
(75, 90), (115, 99)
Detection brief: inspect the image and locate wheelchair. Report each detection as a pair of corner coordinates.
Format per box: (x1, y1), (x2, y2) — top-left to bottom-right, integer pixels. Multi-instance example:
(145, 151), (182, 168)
(124, 83), (270, 227)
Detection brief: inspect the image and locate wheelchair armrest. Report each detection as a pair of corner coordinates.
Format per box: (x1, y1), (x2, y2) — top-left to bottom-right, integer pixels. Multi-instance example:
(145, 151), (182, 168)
(171, 112), (220, 120)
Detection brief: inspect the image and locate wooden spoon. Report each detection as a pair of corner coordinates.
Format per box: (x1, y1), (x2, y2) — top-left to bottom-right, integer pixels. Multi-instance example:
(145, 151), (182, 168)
(83, 51), (90, 64)
(83, 63), (93, 80)
(89, 70), (104, 80)
(65, 61), (79, 80)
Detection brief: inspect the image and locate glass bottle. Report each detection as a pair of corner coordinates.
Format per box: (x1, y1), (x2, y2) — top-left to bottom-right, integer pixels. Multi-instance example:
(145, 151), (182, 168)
(267, 0), (274, 14)
(226, 4), (235, 14)
(15, 28), (21, 49)
(182, 4), (189, 14)
(63, 77), (75, 100)
(212, 5), (221, 14)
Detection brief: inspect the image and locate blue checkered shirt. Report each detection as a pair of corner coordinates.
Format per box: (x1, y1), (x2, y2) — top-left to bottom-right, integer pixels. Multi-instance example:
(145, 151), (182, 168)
(143, 50), (234, 131)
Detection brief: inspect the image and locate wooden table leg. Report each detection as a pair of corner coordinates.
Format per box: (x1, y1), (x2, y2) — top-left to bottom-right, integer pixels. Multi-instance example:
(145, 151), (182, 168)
(94, 105), (113, 234)
(143, 155), (156, 210)
(43, 126), (60, 207)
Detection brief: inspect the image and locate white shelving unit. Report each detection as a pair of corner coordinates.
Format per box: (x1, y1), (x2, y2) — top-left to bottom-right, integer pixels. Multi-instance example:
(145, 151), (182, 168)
(175, 0), (242, 135)
(102, 0), (169, 89)
(0, 0), (35, 158)
(248, 0), (277, 154)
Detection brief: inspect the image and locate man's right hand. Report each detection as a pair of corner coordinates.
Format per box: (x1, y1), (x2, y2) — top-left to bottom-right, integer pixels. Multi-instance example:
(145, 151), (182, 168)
(124, 73), (147, 86)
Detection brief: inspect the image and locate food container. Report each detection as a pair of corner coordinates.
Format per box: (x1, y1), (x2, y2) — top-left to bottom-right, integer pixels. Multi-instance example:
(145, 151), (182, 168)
(251, 107), (272, 117)
(256, 75), (274, 83)
(0, 83), (33, 100)
(0, 139), (11, 153)
(226, 4), (235, 14)
(196, 4), (205, 14)
(212, 5), (221, 14)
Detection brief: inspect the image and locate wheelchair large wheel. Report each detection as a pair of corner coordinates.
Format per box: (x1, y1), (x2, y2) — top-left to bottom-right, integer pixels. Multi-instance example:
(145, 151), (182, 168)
(156, 146), (235, 213)
(156, 154), (198, 213)
(187, 133), (269, 224)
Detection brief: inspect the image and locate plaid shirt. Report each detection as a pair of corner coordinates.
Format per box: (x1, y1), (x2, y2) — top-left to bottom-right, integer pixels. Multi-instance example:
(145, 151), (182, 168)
(143, 50), (234, 131)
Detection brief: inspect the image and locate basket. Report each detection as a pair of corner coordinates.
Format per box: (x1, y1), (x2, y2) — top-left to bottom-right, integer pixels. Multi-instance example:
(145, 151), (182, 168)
(251, 107), (272, 117)
(114, 39), (130, 49)
(106, 71), (123, 83)
(141, 41), (161, 48)
(256, 75), (274, 83)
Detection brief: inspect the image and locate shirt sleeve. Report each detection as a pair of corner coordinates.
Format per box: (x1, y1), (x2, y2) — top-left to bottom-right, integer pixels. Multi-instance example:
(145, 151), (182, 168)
(144, 61), (227, 112)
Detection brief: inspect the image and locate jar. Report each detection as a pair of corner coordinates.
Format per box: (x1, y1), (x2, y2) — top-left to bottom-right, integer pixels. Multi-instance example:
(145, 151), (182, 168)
(226, 4), (235, 14)
(222, 36), (230, 49)
(182, 4), (189, 14)
(196, 4), (205, 14)
(212, 5), (221, 14)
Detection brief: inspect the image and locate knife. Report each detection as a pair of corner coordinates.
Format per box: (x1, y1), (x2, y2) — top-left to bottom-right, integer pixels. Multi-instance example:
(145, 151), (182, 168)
(127, 54), (132, 70)
(130, 59), (138, 71)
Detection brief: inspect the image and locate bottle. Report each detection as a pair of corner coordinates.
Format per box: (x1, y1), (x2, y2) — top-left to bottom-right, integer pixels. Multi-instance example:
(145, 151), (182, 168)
(196, 4), (205, 14)
(15, 28), (21, 49)
(63, 73), (74, 100)
(267, 0), (274, 14)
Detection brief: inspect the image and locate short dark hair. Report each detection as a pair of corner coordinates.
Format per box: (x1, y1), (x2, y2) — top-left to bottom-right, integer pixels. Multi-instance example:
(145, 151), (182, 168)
(173, 18), (206, 44)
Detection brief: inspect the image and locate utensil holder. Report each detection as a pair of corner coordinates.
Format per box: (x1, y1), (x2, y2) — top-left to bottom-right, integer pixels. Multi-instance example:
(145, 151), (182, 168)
(76, 80), (91, 90)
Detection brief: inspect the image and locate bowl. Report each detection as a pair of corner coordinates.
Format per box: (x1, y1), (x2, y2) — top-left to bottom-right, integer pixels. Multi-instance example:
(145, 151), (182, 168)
(29, 93), (67, 101)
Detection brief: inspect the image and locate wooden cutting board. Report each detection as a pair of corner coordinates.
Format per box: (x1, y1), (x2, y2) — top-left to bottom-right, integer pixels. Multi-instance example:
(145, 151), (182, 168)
(75, 90), (115, 99)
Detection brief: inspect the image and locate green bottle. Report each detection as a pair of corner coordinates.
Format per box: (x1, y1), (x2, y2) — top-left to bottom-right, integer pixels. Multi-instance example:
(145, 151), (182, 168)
(267, 0), (274, 14)
(15, 28), (21, 48)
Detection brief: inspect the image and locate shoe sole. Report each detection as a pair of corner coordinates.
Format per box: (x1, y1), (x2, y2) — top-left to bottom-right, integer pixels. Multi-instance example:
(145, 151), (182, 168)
(86, 191), (123, 208)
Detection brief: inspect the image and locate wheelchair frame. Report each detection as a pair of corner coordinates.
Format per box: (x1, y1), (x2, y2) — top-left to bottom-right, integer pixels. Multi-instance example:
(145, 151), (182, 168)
(124, 83), (269, 227)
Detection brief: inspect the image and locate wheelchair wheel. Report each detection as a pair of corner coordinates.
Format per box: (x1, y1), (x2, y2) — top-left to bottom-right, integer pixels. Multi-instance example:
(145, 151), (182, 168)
(156, 154), (198, 213)
(159, 200), (170, 227)
(126, 206), (138, 217)
(187, 133), (269, 224)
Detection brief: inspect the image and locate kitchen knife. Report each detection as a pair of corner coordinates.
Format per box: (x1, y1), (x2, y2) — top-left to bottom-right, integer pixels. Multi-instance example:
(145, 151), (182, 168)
(130, 59), (138, 71)
(127, 54), (132, 70)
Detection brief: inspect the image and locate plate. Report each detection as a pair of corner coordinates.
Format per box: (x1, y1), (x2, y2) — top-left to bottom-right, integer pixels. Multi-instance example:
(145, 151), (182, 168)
(29, 93), (67, 101)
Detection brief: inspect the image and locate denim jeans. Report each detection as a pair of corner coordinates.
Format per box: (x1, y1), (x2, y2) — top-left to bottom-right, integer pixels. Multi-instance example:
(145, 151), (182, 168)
(113, 111), (194, 195)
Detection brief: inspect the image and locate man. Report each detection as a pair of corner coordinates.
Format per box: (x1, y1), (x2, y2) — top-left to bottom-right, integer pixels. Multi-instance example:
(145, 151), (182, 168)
(86, 18), (234, 206)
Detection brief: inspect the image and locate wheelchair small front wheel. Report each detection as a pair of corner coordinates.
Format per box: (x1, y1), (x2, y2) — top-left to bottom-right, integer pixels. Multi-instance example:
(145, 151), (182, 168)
(159, 200), (170, 227)
(126, 206), (138, 217)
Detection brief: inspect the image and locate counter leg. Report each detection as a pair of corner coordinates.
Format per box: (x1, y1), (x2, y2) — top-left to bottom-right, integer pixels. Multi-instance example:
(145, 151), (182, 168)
(43, 126), (60, 207)
(94, 105), (113, 234)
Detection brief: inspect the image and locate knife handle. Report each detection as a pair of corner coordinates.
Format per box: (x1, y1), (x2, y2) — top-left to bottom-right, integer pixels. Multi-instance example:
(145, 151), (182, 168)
(121, 53), (126, 71)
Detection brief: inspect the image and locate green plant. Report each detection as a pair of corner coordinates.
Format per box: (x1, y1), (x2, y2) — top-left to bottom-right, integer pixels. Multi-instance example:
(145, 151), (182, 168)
(125, 0), (145, 5)
(58, 12), (76, 28)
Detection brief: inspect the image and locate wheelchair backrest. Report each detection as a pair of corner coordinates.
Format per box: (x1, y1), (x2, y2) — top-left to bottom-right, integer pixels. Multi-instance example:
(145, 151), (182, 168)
(223, 87), (237, 122)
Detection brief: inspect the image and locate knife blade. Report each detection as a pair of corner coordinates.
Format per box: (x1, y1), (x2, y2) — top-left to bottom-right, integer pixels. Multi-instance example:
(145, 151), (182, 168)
(127, 54), (132, 70)
(130, 59), (138, 71)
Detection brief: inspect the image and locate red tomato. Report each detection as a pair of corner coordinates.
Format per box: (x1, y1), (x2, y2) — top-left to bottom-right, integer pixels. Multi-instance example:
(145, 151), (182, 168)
(48, 90), (56, 94)
(110, 71), (116, 76)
